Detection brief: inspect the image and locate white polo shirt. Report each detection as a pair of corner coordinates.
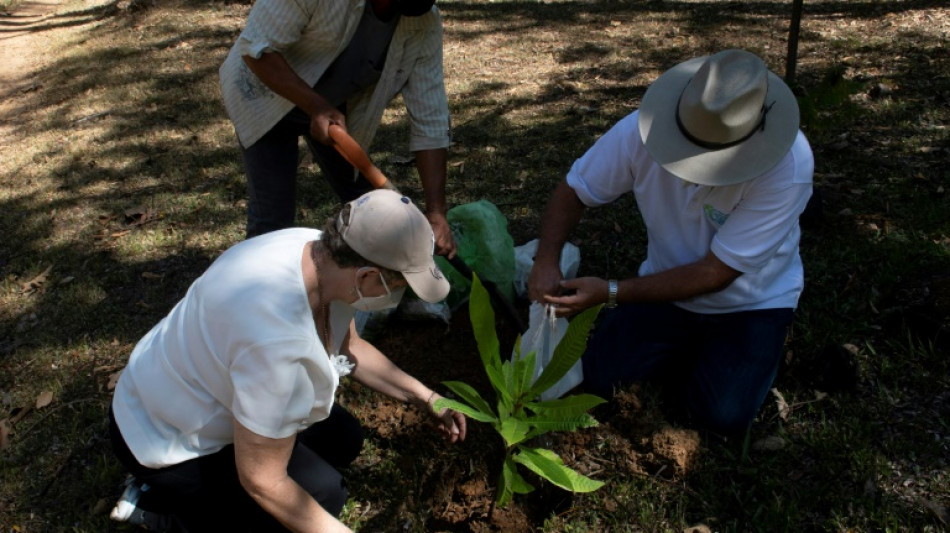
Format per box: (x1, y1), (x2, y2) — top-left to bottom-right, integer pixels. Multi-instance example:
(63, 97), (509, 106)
(567, 110), (814, 313)
(112, 229), (356, 468)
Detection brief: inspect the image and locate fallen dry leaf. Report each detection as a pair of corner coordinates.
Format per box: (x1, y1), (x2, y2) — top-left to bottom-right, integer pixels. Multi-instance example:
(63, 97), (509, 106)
(752, 435), (786, 451)
(35, 391), (53, 409)
(771, 388), (790, 421)
(91, 498), (109, 516)
(20, 264), (53, 294)
(124, 205), (147, 219)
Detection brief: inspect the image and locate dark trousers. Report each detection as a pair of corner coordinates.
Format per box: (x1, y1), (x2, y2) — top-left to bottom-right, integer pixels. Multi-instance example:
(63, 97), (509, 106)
(109, 404), (364, 532)
(581, 302), (794, 435)
(241, 106), (375, 238)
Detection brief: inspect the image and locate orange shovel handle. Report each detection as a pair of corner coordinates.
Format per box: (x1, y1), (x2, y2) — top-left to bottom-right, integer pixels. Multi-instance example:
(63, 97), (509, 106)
(327, 124), (395, 191)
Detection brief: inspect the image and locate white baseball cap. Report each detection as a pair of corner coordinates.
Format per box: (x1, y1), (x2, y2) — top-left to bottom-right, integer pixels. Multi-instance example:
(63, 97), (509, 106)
(337, 190), (450, 303)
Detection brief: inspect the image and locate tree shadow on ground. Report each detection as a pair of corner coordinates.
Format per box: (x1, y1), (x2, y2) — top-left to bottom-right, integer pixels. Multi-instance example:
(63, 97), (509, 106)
(0, 0), (947, 530)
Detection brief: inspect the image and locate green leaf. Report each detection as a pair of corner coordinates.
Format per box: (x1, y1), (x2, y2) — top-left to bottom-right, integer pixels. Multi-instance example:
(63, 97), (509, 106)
(433, 398), (498, 423)
(496, 470), (513, 507)
(513, 447), (605, 493)
(502, 359), (515, 389)
(499, 417), (531, 447)
(523, 413), (599, 441)
(497, 454), (535, 507)
(526, 394), (607, 418)
(441, 380), (496, 419)
(469, 274), (501, 371)
(529, 304), (602, 397)
(485, 364), (513, 410)
(496, 456), (532, 508)
(512, 349), (537, 399)
(512, 333), (523, 359)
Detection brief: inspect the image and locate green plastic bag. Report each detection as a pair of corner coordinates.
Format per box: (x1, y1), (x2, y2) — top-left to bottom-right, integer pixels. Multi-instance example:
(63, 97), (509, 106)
(435, 201), (516, 310)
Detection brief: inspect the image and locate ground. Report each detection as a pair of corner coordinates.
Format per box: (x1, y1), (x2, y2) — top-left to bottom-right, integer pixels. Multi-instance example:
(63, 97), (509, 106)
(0, 0), (58, 146)
(0, 0), (948, 531)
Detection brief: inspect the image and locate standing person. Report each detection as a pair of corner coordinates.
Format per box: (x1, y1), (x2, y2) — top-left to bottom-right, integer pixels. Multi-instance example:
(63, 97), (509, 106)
(220, 0), (456, 258)
(527, 49), (814, 435)
(109, 190), (465, 532)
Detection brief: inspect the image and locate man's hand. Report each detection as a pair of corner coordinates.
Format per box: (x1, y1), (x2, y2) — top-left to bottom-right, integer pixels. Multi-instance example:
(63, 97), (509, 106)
(308, 106), (346, 146)
(528, 259), (564, 304)
(427, 212), (456, 258)
(544, 276), (608, 317)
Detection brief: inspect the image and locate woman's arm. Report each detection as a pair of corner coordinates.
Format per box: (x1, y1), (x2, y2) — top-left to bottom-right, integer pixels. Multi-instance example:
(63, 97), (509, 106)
(343, 321), (466, 442)
(233, 421), (353, 533)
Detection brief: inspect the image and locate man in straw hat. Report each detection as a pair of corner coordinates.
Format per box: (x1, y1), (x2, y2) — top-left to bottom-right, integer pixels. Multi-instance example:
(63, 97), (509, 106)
(109, 189), (464, 531)
(528, 49), (813, 435)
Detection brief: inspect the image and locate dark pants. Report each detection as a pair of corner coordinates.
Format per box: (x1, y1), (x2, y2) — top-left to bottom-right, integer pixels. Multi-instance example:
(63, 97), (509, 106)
(241, 106), (375, 238)
(581, 302), (794, 435)
(109, 404), (364, 532)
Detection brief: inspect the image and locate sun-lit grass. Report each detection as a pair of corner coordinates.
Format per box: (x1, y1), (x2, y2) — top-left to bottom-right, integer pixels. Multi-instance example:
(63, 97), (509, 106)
(1, 0), (948, 531)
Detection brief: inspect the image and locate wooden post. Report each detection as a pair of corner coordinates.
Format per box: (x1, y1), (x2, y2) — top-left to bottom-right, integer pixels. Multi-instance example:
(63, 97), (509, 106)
(785, 0), (804, 85)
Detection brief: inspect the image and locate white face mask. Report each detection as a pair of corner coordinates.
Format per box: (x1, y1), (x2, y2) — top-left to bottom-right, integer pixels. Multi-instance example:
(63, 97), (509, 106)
(351, 268), (405, 312)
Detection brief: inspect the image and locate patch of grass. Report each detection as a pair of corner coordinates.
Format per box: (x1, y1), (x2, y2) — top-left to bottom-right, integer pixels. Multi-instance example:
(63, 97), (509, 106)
(2, 0), (949, 531)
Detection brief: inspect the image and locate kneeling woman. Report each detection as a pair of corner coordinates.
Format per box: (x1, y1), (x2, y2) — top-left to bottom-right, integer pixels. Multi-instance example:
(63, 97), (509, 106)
(109, 190), (465, 532)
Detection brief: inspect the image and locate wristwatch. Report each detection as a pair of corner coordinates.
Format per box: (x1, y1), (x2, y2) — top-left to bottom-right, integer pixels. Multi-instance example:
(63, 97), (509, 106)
(607, 279), (618, 308)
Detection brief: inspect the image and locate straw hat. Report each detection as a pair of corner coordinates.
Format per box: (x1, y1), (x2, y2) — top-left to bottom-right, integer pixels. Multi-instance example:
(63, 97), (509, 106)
(638, 49), (800, 186)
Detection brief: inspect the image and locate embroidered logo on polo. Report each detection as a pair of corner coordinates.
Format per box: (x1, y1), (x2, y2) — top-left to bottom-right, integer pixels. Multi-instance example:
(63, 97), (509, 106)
(703, 204), (729, 226)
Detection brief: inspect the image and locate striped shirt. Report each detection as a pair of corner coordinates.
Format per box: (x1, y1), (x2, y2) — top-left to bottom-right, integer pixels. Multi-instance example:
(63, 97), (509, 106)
(219, 0), (451, 152)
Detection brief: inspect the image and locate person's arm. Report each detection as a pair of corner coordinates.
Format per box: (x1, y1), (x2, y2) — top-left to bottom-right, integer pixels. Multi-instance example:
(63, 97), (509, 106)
(413, 147), (455, 258)
(342, 321), (466, 442)
(242, 52), (344, 144)
(233, 421), (353, 533)
(545, 250), (741, 317)
(398, 15), (454, 257)
(527, 179), (587, 303)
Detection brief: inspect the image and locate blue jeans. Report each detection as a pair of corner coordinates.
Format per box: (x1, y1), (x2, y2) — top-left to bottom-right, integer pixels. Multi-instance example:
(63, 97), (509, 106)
(581, 302), (794, 435)
(240, 106), (375, 238)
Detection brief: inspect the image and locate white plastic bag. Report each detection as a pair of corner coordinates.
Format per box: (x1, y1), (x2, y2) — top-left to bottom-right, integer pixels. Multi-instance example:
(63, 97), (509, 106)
(512, 239), (581, 300)
(515, 302), (583, 401)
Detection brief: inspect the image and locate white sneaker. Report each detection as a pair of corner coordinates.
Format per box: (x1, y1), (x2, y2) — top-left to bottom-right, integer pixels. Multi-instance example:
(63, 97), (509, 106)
(110, 477), (173, 531)
(110, 477), (145, 521)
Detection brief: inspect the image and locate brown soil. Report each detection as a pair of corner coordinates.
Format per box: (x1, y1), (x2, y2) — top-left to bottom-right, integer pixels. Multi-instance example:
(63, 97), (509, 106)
(342, 307), (703, 532)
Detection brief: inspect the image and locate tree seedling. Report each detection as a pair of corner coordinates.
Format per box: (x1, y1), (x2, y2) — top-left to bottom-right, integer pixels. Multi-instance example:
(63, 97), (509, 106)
(434, 274), (606, 507)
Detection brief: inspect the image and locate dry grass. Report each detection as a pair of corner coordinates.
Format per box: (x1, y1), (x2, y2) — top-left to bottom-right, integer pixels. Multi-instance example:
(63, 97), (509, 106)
(1, 0), (948, 531)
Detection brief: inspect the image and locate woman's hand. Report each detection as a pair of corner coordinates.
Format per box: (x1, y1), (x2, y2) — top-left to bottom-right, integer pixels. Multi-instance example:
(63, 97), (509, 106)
(425, 392), (466, 443)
